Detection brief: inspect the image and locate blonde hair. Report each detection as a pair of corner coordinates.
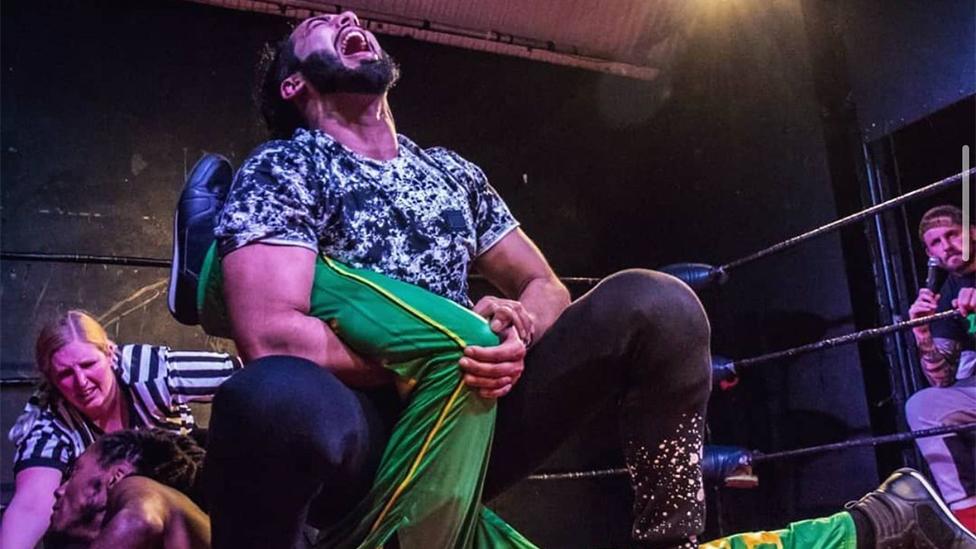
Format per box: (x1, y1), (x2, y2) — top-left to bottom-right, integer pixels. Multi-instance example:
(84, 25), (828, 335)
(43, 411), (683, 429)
(34, 310), (113, 377)
(9, 310), (114, 445)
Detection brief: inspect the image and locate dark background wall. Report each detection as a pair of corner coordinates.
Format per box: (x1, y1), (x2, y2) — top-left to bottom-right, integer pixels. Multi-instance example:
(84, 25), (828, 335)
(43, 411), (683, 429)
(7, 0), (969, 545)
(841, 0), (976, 141)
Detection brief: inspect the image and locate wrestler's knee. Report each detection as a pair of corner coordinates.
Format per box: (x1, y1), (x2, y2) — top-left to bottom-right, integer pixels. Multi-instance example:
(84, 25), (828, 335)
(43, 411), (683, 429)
(592, 269), (710, 342)
(211, 355), (367, 449)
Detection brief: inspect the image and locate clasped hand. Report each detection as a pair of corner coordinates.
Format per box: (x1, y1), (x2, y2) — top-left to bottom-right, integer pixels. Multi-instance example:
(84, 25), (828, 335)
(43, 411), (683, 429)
(460, 296), (534, 399)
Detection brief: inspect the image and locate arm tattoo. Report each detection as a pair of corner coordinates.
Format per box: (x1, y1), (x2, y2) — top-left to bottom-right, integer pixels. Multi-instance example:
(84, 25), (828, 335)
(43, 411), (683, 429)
(920, 338), (960, 386)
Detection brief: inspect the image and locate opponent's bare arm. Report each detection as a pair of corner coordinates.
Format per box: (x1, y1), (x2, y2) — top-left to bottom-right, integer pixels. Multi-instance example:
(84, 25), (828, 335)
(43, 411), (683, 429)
(222, 243), (392, 387)
(0, 467), (63, 549)
(461, 229), (570, 398)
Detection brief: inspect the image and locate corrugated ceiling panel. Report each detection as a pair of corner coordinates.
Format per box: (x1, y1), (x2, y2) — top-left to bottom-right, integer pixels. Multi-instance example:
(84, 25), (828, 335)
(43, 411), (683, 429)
(185, 0), (688, 79)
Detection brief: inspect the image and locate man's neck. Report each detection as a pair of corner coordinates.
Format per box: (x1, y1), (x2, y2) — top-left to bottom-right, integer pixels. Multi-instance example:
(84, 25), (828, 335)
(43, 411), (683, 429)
(305, 93), (398, 161)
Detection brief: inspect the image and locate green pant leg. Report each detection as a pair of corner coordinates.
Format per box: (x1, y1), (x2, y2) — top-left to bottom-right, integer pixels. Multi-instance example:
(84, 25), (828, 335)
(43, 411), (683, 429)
(198, 246), (536, 549)
(699, 512), (857, 549)
(309, 256), (507, 549)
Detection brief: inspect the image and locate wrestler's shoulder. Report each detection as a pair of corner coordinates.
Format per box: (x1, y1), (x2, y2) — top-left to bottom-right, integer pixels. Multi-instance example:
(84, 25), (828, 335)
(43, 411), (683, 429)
(243, 138), (313, 164)
(417, 143), (471, 166)
(113, 344), (172, 383)
(411, 140), (486, 185)
(240, 130), (334, 169)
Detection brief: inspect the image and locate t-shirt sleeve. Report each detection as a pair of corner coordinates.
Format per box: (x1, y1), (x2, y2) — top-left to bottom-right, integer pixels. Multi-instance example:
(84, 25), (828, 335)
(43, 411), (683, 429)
(13, 415), (76, 474)
(214, 141), (323, 257)
(122, 344), (242, 408)
(162, 348), (243, 404)
(426, 148), (519, 256)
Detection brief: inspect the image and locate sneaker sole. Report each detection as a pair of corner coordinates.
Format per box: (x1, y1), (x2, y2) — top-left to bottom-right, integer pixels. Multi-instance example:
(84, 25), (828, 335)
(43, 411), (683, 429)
(168, 202), (182, 318)
(168, 154), (228, 323)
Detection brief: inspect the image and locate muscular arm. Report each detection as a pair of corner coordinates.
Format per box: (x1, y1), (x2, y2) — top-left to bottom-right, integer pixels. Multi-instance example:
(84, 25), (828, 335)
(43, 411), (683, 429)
(474, 229), (570, 342)
(0, 467), (63, 549)
(222, 243), (392, 387)
(461, 230), (570, 398)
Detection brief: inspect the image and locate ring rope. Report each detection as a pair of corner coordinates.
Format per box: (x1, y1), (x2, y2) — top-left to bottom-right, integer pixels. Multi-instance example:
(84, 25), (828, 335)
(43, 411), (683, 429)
(526, 422), (976, 481)
(719, 167), (973, 273)
(729, 309), (960, 371)
(0, 252), (602, 285)
(3, 169), (971, 283)
(0, 251), (170, 268)
(751, 422), (976, 463)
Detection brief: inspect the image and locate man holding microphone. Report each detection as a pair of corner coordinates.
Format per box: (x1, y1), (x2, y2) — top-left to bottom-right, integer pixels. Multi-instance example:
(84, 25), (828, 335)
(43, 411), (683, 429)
(907, 204), (976, 531)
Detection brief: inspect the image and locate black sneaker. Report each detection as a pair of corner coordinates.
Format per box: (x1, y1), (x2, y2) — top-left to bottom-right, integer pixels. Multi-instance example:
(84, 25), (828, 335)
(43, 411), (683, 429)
(168, 154), (233, 326)
(846, 467), (976, 548)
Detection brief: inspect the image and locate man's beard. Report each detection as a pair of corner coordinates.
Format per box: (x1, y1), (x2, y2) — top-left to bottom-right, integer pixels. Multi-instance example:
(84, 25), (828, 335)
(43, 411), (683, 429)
(945, 252), (975, 275)
(299, 49), (400, 95)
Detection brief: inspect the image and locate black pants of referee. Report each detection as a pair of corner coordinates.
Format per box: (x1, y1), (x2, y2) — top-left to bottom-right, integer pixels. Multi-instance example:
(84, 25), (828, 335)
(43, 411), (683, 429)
(203, 269), (712, 549)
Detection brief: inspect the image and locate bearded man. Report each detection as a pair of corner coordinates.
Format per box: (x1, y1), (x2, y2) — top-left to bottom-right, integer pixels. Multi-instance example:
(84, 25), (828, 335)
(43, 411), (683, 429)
(199, 12), (711, 549)
(907, 204), (976, 531)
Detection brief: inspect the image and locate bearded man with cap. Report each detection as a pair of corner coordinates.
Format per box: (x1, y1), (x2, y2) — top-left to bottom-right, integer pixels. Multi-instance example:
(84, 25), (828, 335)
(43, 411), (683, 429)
(907, 204), (976, 531)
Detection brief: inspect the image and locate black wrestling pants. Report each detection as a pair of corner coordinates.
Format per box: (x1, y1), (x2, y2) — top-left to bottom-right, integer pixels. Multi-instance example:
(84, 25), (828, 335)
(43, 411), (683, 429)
(204, 269), (712, 548)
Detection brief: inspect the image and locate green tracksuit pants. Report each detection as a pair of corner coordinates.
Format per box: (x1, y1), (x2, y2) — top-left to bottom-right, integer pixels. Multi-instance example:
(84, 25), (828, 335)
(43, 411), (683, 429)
(699, 512), (856, 549)
(199, 246), (537, 549)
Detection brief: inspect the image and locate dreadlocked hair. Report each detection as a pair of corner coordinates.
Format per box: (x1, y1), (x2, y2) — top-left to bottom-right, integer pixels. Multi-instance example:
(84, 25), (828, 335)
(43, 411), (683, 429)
(95, 429), (206, 496)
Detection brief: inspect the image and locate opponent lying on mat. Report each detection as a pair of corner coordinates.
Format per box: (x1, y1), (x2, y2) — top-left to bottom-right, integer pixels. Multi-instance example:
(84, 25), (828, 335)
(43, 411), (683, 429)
(1, 311), (239, 549)
(45, 429), (209, 549)
(49, 428), (976, 549)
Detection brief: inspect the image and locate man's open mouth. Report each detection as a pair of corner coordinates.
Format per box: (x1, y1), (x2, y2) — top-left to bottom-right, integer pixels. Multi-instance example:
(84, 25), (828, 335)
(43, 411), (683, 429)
(337, 29), (372, 56)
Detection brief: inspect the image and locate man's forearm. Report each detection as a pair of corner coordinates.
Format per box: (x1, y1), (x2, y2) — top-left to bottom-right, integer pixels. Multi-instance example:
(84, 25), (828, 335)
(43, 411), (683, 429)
(518, 276), (571, 343)
(912, 328), (958, 387)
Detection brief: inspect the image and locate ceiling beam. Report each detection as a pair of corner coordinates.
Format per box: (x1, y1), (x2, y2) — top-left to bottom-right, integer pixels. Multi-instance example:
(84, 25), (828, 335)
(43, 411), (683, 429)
(186, 0), (662, 80)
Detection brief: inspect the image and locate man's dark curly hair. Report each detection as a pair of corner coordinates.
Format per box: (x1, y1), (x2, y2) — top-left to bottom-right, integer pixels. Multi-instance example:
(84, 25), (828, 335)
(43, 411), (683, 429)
(256, 36), (306, 139)
(94, 429), (205, 496)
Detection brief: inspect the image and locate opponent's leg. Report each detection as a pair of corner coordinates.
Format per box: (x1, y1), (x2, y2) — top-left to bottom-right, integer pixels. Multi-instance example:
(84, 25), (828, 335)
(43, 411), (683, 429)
(486, 270), (712, 548)
(200, 247), (534, 548)
(699, 512), (856, 549)
(308, 257), (535, 549)
(204, 356), (393, 549)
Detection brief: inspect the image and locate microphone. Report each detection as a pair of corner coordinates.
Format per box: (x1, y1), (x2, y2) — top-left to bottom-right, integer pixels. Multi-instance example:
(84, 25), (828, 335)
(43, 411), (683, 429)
(925, 257), (948, 292)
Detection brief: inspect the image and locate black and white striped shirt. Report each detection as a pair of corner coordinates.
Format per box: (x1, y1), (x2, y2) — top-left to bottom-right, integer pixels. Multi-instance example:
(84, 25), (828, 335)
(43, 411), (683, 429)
(13, 344), (241, 474)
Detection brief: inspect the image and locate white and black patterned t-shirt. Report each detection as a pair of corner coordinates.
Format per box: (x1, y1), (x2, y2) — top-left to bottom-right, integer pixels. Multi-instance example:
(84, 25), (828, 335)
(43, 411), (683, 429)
(214, 129), (519, 306)
(13, 344), (241, 474)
